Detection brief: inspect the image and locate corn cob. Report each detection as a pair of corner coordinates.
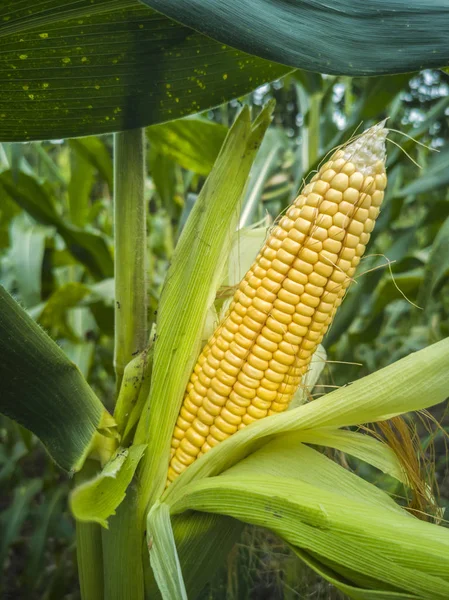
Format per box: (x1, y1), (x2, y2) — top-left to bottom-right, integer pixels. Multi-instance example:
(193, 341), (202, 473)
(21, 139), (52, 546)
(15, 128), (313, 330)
(167, 122), (388, 484)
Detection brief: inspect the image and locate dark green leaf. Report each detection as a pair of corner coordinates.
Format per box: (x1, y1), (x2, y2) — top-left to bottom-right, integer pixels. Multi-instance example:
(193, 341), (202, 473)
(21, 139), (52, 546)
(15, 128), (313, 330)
(0, 285), (113, 471)
(0, 1), (290, 141)
(142, 0), (449, 76)
(398, 145), (449, 197)
(147, 118), (228, 176)
(0, 170), (113, 278)
(418, 216), (449, 306)
(0, 479), (42, 571)
(69, 137), (113, 193)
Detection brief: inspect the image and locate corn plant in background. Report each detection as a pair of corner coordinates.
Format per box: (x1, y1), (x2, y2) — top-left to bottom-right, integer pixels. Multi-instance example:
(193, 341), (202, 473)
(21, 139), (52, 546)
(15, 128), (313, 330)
(1, 1), (449, 599)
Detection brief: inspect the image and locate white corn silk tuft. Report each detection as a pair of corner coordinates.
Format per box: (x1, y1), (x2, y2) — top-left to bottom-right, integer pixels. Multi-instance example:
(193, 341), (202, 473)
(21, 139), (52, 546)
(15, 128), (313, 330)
(343, 120), (388, 176)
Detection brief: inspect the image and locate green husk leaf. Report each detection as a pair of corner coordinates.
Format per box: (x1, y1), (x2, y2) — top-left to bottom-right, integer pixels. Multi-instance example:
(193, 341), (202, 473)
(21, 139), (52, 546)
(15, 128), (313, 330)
(164, 337), (449, 496)
(136, 103), (275, 508)
(295, 429), (407, 484)
(169, 474), (449, 599)
(0, 285), (115, 472)
(147, 118), (228, 176)
(147, 502), (187, 600)
(0, 1), (289, 142)
(292, 547), (421, 600)
(71, 445), (146, 528)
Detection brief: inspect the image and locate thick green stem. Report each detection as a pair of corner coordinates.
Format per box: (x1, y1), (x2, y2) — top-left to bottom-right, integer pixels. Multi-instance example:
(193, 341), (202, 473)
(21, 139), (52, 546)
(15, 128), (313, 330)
(75, 460), (105, 600)
(114, 129), (148, 396)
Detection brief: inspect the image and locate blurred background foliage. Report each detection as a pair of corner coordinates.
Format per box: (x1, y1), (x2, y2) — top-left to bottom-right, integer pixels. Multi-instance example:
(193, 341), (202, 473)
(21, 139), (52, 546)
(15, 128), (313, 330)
(1, 68), (448, 599)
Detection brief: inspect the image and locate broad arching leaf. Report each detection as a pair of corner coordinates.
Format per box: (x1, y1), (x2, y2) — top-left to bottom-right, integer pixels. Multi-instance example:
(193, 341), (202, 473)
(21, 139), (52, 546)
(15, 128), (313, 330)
(142, 0), (449, 76)
(0, 1), (289, 141)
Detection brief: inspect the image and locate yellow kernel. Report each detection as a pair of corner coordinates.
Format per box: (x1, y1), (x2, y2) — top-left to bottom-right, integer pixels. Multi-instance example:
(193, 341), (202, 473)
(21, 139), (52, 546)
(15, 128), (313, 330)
(207, 387), (227, 406)
(340, 247), (356, 261)
(294, 300), (315, 316)
(343, 187), (360, 205)
(321, 169), (336, 182)
(247, 353), (269, 371)
(331, 173), (349, 192)
(316, 214), (333, 229)
(233, 381), (256, 399)
(260, 377), (278, 391)
(252, 296), (272, 314)
(288, 321), (308, 337)
(362, 176), (375, 194)
(242, 362), (264, 380)
(349, 172), (364, 190)
(263, 247), (277, 261)
(273, 349), (296, 365)
(210, 377), (232, 397)
(257, 335), (278, 353)
(368, 206), (379, 220)
(314, 310), (329, 323)
(325, 188), (343, 204)
(301, 205), (319, 223)
(355, 243), (366, 257)
(257, 285), (277, 303)
(277, 247), (297, 265)
(305, 192), (322, 207)
(342, 162), (356, 176)
(305, 283), (323, 298)
(288, 227), (306, 245)
(273, 298), (296, 315)
(333, 212), (350, 228)
(327, 225), (345, 241)
(226, 400), (247, 417)
(294, 217), (313, 235)
(268, 237), (282, 250)
(322, 238), (342, 254)
(242, 414), (256, 426)
(281, 238), (301, 257)
(262, 325), (283, 344)
(364, 219), (375, 234)
(358, 193), (372, 209)
(235, 329), (255, 345)
(278, 288), (300, 305)
(332, 158), (346, 171)
(221, 359), (239, 378)
(314, 261), (333, 278)
(221, 407), (241, 426)
(194, 379), (208, 396)
(197, 406), (214, 425)
(270, 307), (292, 325)
(330, 270), (347, 285)
(251, 397), (271, 411)
(371, 190), (384, 207)
(242, 315), (261, 333)
(283, 331), (302, 346)
(347, 220), (364, 236)
(319, 200), (339, 217)
(258, 256), (271, 270)
(337, 258), (351, 272)
(302, 293), (321, 308)
(192, 418), (210, 436)
(266, 316), (285, 335)
(212, 418), (235, 436)
(257, 387), (277, 402)
(300, 247), (319, 265)
(265, 368), (284, 383)
(308, 272), (327, 288)
(375, 174), (387, 191)
(312, 180), (329, 195)
(185, 397), (200, 413)
(283, 278), (305, 295)
(185, 428), (205, 449)
(237, 372), (260, 390)
(247, 405), (268, 419)
(271, 258), (290, 276)
(180, 437), (200, 456)
(339, 201), (355, 217)
(238, 294), (252, 309)
(229, 391), (251, 407)
(266, 268), (285, 285)
(253, 344), (272, 361)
